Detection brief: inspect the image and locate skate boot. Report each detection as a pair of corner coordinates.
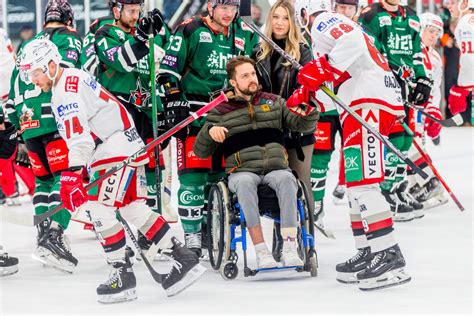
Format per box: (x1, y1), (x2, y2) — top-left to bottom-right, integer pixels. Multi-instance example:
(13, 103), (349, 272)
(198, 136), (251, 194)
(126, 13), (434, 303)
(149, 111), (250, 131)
(336, 247), (372, 284)
(5, 192), (21, 206)
(161, 237), (206, 297)
(357, 244), (411, 291)
(395, 180), (424, 219)
(33, 226), (78, 273)
(137, 231), (152, 251)
(0, 253), (19, 277)
(412, 177), (448, 210)
(332, 184), (346, 204)
(97, 256), (137, 304)
(381, 185), (415, 222)
(184, 232), (203, 259)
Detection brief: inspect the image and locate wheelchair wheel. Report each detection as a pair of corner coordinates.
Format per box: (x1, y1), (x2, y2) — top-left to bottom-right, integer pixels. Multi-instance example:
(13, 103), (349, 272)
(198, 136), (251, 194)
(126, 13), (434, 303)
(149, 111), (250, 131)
(298, 180), (318, 275)
(207, 182), (231, 270)
(221, 261), (239, 280)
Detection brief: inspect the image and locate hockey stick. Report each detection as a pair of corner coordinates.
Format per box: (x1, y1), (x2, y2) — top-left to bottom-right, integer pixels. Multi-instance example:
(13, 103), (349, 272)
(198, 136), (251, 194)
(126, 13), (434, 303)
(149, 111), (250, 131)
(313, 222), (336, 240)
(404, 101), (464, 127)
(238, 1), (428, 180)
(1, 93), (227, 227)
(411, 139), (465, 212)
(115, 207), (164, 284)
(149, 14), (162, 214)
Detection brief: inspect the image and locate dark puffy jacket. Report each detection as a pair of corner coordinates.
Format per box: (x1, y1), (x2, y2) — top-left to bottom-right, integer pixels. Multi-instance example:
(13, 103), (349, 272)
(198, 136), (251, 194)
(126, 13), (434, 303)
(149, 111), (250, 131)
(193, 90), (319, 175)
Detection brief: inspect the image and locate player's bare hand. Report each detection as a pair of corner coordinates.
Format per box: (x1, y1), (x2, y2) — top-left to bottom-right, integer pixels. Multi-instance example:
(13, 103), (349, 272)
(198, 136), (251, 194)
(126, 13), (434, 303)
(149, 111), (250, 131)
(209, 126), (228, 143)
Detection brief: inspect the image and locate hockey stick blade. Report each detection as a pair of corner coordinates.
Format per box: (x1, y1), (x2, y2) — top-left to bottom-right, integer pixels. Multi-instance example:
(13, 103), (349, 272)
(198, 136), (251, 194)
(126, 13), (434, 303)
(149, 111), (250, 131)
(404, 102), (464, 127)
(239, 14), (428, 180)
(30, 92), (228, 227)
(115, 209), (164, 284)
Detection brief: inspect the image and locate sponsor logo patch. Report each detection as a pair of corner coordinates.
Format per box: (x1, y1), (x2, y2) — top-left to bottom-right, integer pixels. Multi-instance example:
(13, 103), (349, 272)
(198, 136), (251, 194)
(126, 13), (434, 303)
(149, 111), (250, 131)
(199, 31), (212, 43)
(409, 19), (420, 31)
(379, 16), (392, 27)
(66, 50), (78, 61)
(65, 76), (79, 93)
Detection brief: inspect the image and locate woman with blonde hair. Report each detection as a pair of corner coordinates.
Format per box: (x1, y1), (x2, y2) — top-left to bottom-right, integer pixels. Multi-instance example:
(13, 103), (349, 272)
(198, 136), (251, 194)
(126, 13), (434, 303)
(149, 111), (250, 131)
(251, 0), (316, 261)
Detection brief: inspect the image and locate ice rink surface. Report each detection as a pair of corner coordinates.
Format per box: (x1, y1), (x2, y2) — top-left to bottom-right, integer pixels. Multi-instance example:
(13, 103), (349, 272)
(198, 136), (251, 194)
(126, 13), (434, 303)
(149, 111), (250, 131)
(0, 127), (472, 316)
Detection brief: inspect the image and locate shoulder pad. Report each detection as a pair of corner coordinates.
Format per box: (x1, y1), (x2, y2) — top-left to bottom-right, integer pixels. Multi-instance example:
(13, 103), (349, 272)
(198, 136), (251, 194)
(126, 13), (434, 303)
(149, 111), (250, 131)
(90, 16), (114, 33)
(94, 24), (115, 40)
(176, 16), (206, 38)
(359, 3), (384, 24)
(50, 26), (81, 39)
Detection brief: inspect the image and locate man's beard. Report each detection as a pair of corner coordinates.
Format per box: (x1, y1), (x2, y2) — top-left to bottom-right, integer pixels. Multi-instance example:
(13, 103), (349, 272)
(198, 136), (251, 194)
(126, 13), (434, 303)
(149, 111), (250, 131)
(239, 83), (258, 96)
(118, 18), (137, 31)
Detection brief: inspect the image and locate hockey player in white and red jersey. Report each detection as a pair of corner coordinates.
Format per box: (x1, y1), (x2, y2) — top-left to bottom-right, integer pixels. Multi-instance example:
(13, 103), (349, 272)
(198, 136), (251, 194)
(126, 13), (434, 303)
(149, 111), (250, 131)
(290, 0), (410, 291)
(447, 0), (474, 122)
(18, 38), (206, 304)
(406, 13), (448, 210)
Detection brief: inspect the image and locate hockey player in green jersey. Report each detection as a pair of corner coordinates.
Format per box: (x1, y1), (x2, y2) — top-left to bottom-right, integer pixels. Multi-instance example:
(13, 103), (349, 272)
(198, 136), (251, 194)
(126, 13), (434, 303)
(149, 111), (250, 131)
(4, 0), (82, 273)
(359, 0), (432, 221)
(93, 0), (170, 250)
(159, 0), (258, 258)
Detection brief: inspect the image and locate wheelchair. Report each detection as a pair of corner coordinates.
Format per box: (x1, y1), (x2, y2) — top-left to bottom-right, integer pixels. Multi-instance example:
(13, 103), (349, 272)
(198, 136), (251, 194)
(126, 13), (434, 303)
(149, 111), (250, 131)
(206, 176), (318, 280)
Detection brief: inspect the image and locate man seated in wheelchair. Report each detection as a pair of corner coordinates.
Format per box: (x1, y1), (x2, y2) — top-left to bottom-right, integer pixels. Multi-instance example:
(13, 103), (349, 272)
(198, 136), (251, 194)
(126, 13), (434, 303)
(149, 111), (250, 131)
(193, 56), (319, 269)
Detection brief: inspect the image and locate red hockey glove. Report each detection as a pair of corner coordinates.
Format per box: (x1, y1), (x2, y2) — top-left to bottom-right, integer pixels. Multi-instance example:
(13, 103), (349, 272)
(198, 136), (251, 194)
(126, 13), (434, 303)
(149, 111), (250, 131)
(286, 87), (314, 117)
(60, 171), (87, 213)
(297, 57), (334, 92)
(448, 85), (470, 115)
(424, 104), (442, 139)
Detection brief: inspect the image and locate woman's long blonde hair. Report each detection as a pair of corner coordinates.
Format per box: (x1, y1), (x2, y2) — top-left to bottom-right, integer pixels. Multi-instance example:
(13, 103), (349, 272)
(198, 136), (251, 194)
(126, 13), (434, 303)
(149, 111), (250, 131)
(257, 0), (303, 67)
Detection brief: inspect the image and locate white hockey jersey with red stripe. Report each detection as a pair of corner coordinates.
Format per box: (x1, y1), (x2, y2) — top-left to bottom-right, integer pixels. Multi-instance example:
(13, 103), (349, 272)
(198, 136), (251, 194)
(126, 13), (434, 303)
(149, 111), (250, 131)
(310, 12), (405, 122)
(51, 68), (149, 173)
(421, 45), (443, 108)
(454, 13), (474, 89)
(0, 28), (15, 100)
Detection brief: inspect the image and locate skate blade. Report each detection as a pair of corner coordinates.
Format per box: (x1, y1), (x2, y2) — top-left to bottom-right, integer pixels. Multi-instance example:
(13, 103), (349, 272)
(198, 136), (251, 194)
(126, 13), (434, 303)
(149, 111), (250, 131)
(336, 271), (359, 284)
(98, 288), (137, 304)
(358, 268), (411, 291)
(392, 213), (415, 222)
(413, 210), (425, 219)
(165, 264), (207, 297)
(31, 252), (76, 274)
(0, 266), (19, 277)
(332, 197), (347, 205)
(422, 196), (448, 210)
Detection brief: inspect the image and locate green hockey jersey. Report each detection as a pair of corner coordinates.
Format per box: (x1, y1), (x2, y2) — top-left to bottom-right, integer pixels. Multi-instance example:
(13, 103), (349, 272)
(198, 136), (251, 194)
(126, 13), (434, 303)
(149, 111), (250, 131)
(159, 16), (259, 109)
(6, 26), (82, 140)
(358, 3), (426, 80)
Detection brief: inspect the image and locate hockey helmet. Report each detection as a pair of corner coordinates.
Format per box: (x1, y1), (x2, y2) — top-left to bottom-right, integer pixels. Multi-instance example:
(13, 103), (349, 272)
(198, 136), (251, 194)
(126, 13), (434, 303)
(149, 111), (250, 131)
(459, 0), (474, 11)
(209, 0), (240, 6)
(18, 39), (62, 84)
(295, 0), (332, 28)
(44, 0), (74, 26)
(334, 0), (359, 5)
(420, 13), (444, 33)
(399, 0), (408, 5)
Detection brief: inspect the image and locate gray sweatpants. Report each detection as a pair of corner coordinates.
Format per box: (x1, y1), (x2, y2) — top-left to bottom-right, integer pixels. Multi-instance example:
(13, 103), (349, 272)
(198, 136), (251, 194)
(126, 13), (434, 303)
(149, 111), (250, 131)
(228, 169), (298, 229)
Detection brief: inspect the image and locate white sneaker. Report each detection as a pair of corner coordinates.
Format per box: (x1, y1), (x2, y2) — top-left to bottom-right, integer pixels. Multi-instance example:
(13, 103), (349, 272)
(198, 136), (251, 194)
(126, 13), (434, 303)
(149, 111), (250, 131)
(256, 247), (278, 269)
(280, 239), (303, 267)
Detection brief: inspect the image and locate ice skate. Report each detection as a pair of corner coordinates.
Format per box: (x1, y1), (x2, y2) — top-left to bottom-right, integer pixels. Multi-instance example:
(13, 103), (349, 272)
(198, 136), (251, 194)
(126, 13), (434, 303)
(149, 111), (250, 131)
(184, 232), (208, 261)
(332, 184), (346, 204)
(161, 237), (206, 297)
(0, 253), (19, 277)
(336, 247), (372, 284)
(381, 184), (415, 222)
(32, 226), (78, 274)
(395, 181), (424, 218)
(5, 192), (21, 206)
(357, 244), (411, 291)
(97, 256), (137, 304)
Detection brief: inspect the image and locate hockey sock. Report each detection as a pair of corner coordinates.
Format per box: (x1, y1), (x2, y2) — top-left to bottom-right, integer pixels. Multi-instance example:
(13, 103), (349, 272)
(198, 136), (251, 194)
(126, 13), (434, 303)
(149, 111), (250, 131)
(310, 151), (333, 203)
(50, 175), (71, 229)
(145, 169), (161, 214)
(394, 134), (413, 184)
(33, 177), (70, 230)
(347, 190), (369, 249)
(380, 135), (405, 192)
(177, 173), (207, 234)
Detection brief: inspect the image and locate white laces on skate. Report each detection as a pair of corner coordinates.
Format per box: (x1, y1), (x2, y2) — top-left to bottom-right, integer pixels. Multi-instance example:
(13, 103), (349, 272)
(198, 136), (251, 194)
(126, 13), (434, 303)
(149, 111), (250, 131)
(347, 249), (364, 264)
(105, 266), (123, 287)
(165, 258), (183, 281)
(368, 252), (384, 269)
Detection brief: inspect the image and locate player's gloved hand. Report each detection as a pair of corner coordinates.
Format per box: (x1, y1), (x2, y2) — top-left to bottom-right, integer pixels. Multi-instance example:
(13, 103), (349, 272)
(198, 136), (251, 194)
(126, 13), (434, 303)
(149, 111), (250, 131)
(424, 104), (442, 139)
(135, 16), (154, 43)
(163, 93), (190, 140)
(297, 56), (334, 92)
(410, 76), (433, 105)
(0, 122), (18, 160)
(150, 9), (164, 34)
(448, 85), (470, 115)
(60, 171), (88, 213)
(15, 143), (30, 167)
(286, 87), (315, 116)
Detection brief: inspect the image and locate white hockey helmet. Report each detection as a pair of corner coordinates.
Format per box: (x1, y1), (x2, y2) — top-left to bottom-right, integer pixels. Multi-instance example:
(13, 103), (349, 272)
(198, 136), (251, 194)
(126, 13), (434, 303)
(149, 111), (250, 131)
(18, 38), (61, 84)
(295, 0), (332, 28)
(420, 12), (444, 33)
(459, 0), (474, 11)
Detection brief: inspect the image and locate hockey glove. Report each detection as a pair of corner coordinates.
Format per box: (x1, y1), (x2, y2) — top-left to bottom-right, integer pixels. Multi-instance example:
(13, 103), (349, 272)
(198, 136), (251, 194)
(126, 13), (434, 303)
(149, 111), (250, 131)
(448, 85), (470, 115)
(297, 57), (334, 92)
(0, 122), (18, 160)
(15, 143), (30, 168)
(410, 76), (433, 105)
(424, 104), (442, 139)
(60, 171), (88, 213)
(286, 87), (315, 117)
(135, 16), (154, 43)
(150, 9), (164, 34)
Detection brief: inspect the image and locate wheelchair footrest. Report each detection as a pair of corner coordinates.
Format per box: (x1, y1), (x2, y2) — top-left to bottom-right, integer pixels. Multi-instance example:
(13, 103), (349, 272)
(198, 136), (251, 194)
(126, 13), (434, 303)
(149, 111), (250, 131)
(245, 265), (305, 277)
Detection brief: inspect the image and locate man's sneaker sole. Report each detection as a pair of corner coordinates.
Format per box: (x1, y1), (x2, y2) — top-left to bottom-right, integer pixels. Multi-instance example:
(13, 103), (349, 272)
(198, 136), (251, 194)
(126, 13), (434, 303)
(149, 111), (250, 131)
(32, 248), (76, 274)
(97, 288), (137, 304)
(165, 264), (207, 297)
(0, 265), (19, 277)
(358, 268), (411, 291)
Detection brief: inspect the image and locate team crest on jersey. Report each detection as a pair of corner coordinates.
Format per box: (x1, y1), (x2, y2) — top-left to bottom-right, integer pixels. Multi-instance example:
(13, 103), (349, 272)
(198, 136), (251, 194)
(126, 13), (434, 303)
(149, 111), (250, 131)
(129, 79), (150, 107)
(115, 29), (125, 41)
(19, 106), (39, 130)
(199, 31), (213, 43)
(234, 37), (245, 51)
(379, 16), (392, 27)
(408, 19), (420, 32)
